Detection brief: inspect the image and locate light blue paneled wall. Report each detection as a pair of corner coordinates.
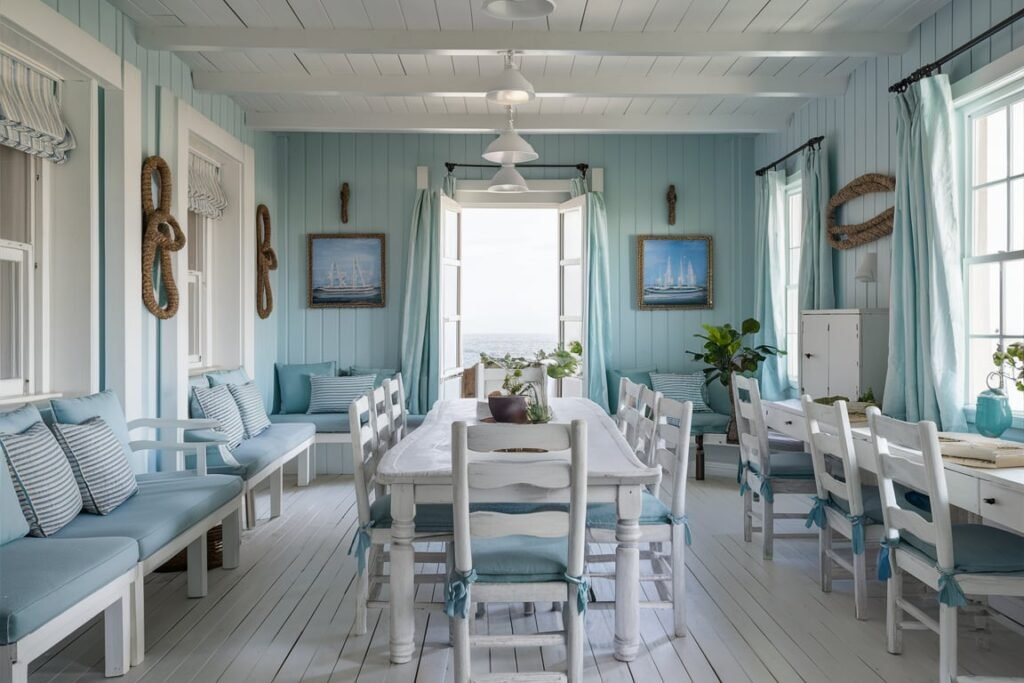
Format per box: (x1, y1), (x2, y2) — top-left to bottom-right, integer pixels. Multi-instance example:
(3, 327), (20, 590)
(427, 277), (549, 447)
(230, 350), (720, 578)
(274, 133), (755, 379)
(755, 0), (1024, 309)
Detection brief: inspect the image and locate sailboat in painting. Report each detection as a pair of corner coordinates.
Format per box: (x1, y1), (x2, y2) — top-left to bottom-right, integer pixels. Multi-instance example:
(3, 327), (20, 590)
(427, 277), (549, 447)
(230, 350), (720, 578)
(308, 234), (386, 308)
(315, 258), (378, 297)
(638, 236), (711, 309)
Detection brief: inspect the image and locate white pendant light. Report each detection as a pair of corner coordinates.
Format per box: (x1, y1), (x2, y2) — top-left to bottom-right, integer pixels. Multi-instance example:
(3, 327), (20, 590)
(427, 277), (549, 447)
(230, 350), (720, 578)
(483, 106), (538, 164)
(489, 164), (528, 193)
(483, 0), (556, 20)
(486, 51), (535, 105)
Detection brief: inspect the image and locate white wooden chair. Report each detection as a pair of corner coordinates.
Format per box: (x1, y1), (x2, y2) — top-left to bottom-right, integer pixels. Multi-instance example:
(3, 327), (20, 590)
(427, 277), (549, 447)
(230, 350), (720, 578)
(614, 377), (643, 434)
(867, 408), (1024, 683)
(347, 394), (451, 635)
(801, 396), (886, 620)
(618, 385), (661, 465)
(732, 374), (816, 560)
(369, 384), (393, 457)
(474, 362), (549, 404)
(449, 420), (589, 683)
(587, 397), (694, 637)
(382, 373), (408, 445)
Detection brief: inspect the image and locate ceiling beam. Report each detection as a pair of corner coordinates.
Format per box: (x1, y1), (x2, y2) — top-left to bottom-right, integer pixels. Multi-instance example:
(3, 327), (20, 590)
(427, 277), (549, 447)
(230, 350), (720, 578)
(244, 112), (789, 134)
(194, 72), (846, 99)
(140, 27), (911, 58)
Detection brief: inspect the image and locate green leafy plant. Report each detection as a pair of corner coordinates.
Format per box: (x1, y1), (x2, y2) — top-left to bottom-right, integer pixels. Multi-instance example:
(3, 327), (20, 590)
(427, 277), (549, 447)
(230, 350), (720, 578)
(480, 342), (583, 424)
(993, 342), (1024, 392)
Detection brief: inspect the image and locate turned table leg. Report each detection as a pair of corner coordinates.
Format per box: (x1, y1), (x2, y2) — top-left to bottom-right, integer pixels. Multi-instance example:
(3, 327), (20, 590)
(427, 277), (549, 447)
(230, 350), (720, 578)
(389, 484), (416, 664)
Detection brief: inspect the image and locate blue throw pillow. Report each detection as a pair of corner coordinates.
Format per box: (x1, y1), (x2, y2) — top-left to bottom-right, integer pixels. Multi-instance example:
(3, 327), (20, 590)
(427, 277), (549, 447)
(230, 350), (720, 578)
(350, 366), (397, 389)
(276, 361), (337, 414)
(307, 375), (376, 414)
(0, 404), (44, 436)
(1, 422), (84, 536)
(50, 391), (134, 457)
(650, 372), (713, 413)
(0, 446), (29, 544)
(207, 367), (252, 387)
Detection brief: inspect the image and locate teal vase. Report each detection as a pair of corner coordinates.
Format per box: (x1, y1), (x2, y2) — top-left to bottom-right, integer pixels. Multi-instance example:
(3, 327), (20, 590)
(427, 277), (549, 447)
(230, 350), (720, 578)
(975, 388), (1013, 438)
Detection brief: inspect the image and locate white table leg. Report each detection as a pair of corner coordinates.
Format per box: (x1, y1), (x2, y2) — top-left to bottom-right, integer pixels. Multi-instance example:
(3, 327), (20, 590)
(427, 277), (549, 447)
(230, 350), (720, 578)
(614, 485), (643, 662)
(389, 483), (416, 664)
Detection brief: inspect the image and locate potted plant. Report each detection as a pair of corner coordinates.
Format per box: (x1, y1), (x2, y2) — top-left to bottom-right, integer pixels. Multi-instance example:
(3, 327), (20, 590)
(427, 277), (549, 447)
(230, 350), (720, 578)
(686, 318), (784, 442)
(977, 342), (1024, 437)
(480, 341), (583, 424)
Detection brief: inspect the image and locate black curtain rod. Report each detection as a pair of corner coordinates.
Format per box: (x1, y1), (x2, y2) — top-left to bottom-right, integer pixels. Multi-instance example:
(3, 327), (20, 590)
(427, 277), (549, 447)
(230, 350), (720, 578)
(754, 136), (824, 176)
(445, 162), (589, 178)
(889, 8), (1024, 92)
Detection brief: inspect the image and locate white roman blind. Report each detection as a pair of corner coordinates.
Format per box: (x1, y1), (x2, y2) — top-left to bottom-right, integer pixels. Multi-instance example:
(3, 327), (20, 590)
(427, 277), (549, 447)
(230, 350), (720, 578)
(0, 53), (76, 164)
(187, 152), (228, 220)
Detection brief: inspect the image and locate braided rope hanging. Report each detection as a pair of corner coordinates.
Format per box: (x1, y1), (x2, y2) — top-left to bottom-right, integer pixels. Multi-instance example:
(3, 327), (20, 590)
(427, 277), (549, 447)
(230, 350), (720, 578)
(826, 173), (896, 250)
(256, 204), (278, 319)
(141, 156), (187, 319)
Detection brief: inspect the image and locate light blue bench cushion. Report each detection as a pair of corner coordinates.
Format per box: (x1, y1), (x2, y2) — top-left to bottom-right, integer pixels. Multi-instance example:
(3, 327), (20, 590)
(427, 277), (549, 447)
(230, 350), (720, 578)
(50, 391), (133, 457)
(606, 368), (732, 429)
(691, 412), (730, 435)
(747, 451), (815, 479)
(473, 535), (568, 583)
(587, 491), (671, 530)
(276, 361), (337, 414)
(51, 472), (243, 560)
(0, 536), (138, 644)
(901, 524), (1024, 575)
(209, 423), (315, 479)
(0, 449), (29, 544)
(270, 413), (350, 433)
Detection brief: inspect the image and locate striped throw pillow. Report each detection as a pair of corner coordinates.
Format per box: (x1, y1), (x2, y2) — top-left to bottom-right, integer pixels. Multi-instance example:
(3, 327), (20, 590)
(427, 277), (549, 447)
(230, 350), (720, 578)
(228, 381), (271, 439)
(192, 385), (246, 448)
(307, 374), (375, 414)
(52, 417), (139, 515)
(0, 422), (83, 536)
(650, 372), (713, 413)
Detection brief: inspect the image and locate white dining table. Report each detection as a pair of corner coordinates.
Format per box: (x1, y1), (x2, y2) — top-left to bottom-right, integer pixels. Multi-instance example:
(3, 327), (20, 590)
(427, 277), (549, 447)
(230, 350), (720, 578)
(375, 397), (661, 664)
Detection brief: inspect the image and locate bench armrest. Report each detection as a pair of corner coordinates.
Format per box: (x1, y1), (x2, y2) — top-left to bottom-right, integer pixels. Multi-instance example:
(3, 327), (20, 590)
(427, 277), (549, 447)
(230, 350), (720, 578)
(128, 417), (221, 431)
(129, 439), (214, 476)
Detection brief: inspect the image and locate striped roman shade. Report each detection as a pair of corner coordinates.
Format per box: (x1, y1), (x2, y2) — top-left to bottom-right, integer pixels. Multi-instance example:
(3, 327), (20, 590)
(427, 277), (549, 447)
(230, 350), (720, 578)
(0, 422), (83, 536)
(52, 417), (138, 515)
(307, 374), (376, 414)
(193, 385), (246, 448)
(228, 381), (271, 439)
(188, 152), (228, 219)
(650, 372), (713, 413)
(0, 53), (76, 164)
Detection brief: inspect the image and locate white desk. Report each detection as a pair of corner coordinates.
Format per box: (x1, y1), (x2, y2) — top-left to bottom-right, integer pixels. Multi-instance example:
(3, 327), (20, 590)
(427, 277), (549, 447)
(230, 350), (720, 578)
(764, 399), (1024, 533)
(376, 398), (661, 664)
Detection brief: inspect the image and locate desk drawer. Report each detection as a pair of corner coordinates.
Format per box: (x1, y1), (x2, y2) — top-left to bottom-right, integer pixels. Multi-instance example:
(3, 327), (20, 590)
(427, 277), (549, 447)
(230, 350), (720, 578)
(764, 405), (805, 441)
(946, 471), (980, 514)
(980, 481), (1024, 531)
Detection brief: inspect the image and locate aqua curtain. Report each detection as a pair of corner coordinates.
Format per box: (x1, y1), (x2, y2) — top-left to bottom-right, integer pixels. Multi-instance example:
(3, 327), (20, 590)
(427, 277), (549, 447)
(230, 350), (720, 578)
(799, 146), (835, 311)
(754, 170), (789, 400)
(883, 75), (966, 431)
(400, 188), (441, 415)
(570, 177), (613, 411)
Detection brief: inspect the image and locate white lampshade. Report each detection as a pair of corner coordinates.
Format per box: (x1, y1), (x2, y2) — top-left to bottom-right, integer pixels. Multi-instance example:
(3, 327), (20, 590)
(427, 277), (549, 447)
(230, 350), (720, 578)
(482, 0), (556, 20)
(483, 129), (538, 164)
(855, 252), (878, 282)
(489, 164), (528, 193)
(486, 61), (535, 105)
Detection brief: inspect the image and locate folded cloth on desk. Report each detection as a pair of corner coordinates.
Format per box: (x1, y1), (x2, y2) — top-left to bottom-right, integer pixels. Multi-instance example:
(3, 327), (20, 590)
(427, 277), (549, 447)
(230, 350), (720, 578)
(938, 433), (1024, 468)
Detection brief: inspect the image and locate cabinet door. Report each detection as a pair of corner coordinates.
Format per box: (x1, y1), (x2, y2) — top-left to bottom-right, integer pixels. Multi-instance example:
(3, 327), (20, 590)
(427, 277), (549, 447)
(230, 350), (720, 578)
(800, 315), (830, 397)
(828, 315), (861, 398)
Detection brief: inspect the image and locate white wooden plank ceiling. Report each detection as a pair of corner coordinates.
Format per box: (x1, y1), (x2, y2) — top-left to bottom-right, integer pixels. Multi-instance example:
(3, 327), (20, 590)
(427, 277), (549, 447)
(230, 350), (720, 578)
(120, 0), (949, 133)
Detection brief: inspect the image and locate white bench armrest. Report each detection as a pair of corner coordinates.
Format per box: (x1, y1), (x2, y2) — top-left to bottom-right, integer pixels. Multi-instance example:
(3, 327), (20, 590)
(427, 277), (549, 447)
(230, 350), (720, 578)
(127, 417), (221, 431)
(129, 439), (217, 476)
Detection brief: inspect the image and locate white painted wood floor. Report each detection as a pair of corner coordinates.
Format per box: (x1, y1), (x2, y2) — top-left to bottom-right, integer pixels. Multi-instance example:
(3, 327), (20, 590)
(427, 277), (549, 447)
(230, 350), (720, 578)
(28, 472), (1024, 682)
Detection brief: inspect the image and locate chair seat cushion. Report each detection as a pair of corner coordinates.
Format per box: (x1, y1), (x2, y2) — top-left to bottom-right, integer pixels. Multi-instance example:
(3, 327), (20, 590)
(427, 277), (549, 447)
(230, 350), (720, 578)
(473, 535), (568, 583)
(51, 472), (243, 560)
(369, 495), (453, 533)
(828, 484), (931, 525)
(690, 412), (730, 435)
(269, 413), (350, 434)
(747, 451), (815, 479)
(900, 524), (1024, 575)
(0, 536), (138, 644)
(586, 491), (672, 529)
(210, 424), (316, 479)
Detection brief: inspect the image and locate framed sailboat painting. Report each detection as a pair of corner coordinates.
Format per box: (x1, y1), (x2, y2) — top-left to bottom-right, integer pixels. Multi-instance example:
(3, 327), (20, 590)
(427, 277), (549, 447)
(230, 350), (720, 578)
(307, 233), (386, 308)
(637, 235), (713, 310)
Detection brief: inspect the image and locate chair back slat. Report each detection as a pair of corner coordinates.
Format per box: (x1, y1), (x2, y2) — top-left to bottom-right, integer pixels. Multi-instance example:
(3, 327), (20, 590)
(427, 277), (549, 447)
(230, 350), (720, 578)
(348, 394), (377, 525)
(475, 363), (548, 404)
(470, 511), (570, 539)
(616, 378), (643, 435)
(654, 397), (693, 516)
(732, 374), (773, 474)
(369, 385), (392, 454)
(802, 396), (866, 514)
(468, 460), (571, 490)
(383, 373), (407, 443)
(867, 408), (954, 569)
(620, 385), (661, 466)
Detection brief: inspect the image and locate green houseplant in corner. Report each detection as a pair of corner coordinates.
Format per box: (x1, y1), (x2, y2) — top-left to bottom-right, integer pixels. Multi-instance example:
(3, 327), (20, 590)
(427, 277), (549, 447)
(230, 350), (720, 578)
(686, 318), (784, 442)
(480, 341), (583, 424)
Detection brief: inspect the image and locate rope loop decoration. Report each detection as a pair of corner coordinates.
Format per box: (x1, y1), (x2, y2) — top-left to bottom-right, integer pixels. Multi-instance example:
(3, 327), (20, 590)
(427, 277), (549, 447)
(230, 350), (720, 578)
(826, 173), (896, 250)
(141, 156), (187, 319)
(256, 204), (278, 319)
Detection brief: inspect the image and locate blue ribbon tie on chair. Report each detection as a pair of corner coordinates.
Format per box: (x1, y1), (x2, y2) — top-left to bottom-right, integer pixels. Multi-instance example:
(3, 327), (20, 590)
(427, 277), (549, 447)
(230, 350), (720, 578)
(937, 569), (968, 608)
(846, 515), (866, 555)
(563, 573), (590, 615)
(669, 514), (692, 546)
(736, 458), (745, 484)
(347, 521), (374, 576)
(805, 496), (828, 529)
(445, 568), (479, 619)
(877, 537), (895, 581)
(759, 476), (774, 504)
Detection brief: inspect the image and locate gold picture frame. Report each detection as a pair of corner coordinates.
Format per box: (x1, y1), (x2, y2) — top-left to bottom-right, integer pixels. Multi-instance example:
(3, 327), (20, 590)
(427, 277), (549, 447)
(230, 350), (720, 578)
(636, 235), (713, 310)
(307, 233), (386, 308)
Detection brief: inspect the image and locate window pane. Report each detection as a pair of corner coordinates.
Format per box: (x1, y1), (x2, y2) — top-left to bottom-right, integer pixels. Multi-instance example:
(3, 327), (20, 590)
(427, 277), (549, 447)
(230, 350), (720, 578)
(562, 207), (582, 260)
(0, 146), (31, 244)
(1013, 101), (1024, 176)
(969, 262), (1001, 334)
(786, 287), (799, 336)
(788, 193), (802, 248)
(974, 107), (1008, 185)
(789, 248), (801, 285)
(443, 321), (460, 370)
(1005, 259), (1024, 336)
(443, 209), (459, 259)
(1013, 178), (1024, 252)
(188, 277), (201, 361)
(786, 331), (799, 381)
(968, 337), (1000, 403)
(187, 212), (203, 271)
(973, 183), (1008, 255)
(443, 264), (459, 316)
(0, 259), (21, 381)
(562, 320), (583, 346)
(442, 375), (462, 401)
(562, 264), (582, 317)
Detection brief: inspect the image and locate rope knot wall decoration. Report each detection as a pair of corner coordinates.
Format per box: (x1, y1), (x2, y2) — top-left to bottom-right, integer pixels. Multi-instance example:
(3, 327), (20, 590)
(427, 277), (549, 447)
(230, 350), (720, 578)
(826, 173), (896, 250)
(141, 156), (187, 319)
(256, 204), (278, 319)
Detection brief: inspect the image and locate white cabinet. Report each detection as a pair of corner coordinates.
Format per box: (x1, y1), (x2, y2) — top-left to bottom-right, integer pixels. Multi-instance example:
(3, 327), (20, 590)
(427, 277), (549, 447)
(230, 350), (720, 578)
(799, 309), (889, 401)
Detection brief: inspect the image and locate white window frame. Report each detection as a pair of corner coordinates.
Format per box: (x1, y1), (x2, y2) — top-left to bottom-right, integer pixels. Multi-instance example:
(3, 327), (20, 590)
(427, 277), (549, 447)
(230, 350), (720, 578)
(782, 171), (803, 388)
(439, 194), (463, 400)
(186, 209), (213, 369)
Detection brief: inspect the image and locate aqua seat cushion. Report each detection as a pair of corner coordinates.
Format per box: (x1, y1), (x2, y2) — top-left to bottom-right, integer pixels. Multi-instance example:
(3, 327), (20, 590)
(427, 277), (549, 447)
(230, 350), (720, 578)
(407, 415), (426, 430)
(51, 472), (243, 560)
(828, 484), (931, 525)
(587, 491), (672, 529)
(210, 424), (315, 479)
(269, 412), (350, 433)
(690, 412), (730, 435)
(0, 536), (138, 644)
(369, 495), (453, 533)
(746, 451), (815, 478)
(50, 391), (132, 458)
(473, 535), (568, 583)
(899, 524), (1024, 574)
(276, 361), (337, 414)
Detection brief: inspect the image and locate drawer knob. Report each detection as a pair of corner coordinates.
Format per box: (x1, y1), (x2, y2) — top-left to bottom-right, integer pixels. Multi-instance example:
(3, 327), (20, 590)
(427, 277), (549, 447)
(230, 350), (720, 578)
(784, 420), (793, 426)
(983, 497), (996, 505)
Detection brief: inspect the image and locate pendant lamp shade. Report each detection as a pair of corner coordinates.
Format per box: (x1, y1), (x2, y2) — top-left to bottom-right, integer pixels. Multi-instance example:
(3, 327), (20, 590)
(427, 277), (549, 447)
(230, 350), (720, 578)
(483, 0), (556, 19)
(483, 129), (538, 164)
(486, 60), (535, 105)
(489, 164), (528, 193)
